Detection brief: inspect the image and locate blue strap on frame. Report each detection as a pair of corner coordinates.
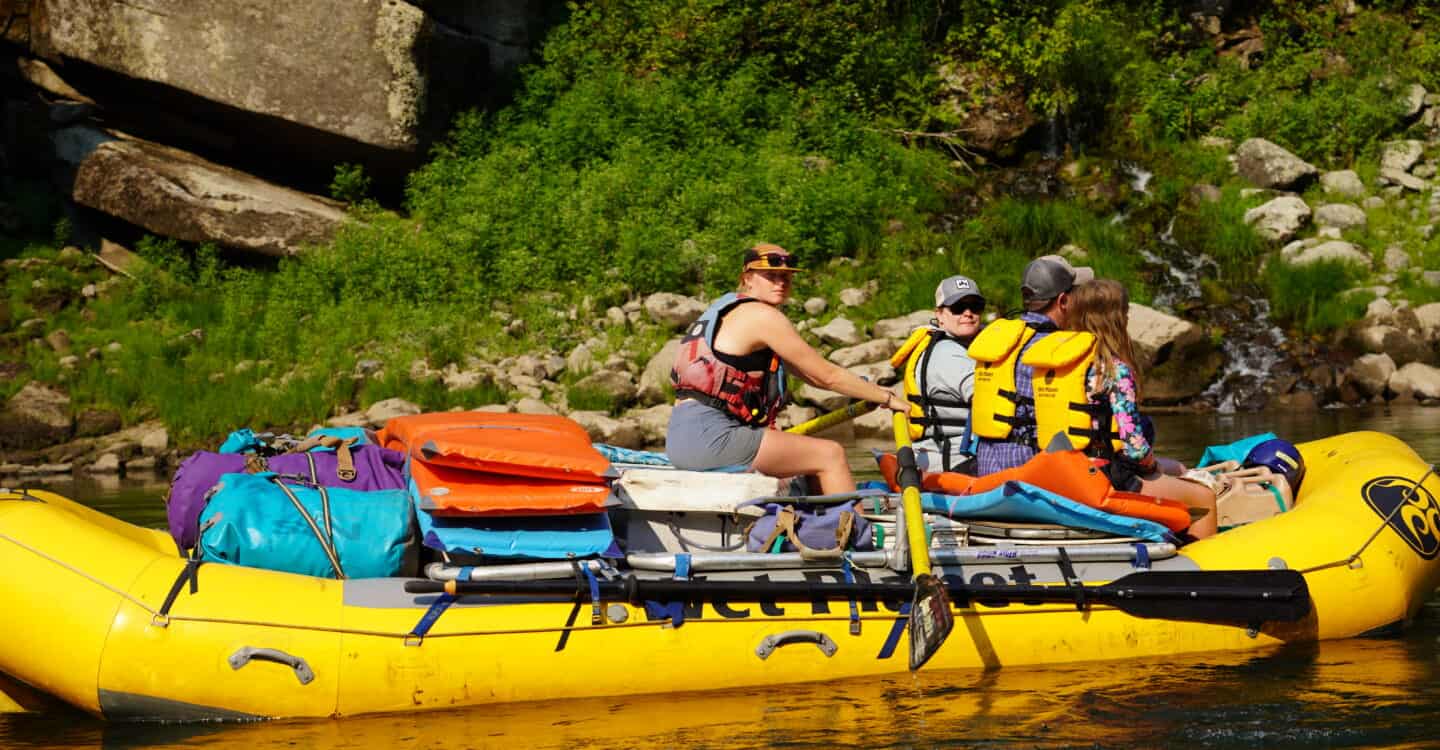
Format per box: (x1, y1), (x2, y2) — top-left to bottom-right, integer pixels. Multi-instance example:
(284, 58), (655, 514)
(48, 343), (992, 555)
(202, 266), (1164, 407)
(876, 601), (912, 659)
(1132, 543), (1150, 570)
(841, 554), (861, 636)
(406, 593), (456, 646)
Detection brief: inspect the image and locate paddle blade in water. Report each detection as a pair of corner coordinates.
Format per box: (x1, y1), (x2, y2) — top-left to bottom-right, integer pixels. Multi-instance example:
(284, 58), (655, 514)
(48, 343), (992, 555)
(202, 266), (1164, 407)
(909, 573), (954, 670)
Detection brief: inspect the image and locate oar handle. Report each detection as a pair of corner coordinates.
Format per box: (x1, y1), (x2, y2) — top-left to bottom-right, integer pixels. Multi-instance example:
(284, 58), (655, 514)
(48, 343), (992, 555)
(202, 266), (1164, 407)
(891, 411), (932, 577)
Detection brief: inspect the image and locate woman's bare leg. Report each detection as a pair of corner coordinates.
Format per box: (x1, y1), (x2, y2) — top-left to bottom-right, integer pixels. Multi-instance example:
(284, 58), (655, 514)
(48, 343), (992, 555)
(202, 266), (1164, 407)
(752, 429), (854, 495)
(1142, 474), (1218, 538)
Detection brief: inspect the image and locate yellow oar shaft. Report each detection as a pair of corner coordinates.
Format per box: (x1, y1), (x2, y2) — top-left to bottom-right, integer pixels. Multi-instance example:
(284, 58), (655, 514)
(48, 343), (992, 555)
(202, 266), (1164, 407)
(891, 412), (932, 577)
(786, 401), (878, 436)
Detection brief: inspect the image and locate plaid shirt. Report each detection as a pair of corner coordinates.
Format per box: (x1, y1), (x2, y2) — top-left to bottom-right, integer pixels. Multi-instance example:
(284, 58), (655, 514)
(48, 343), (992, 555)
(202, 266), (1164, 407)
(976, 311), (1058, 475)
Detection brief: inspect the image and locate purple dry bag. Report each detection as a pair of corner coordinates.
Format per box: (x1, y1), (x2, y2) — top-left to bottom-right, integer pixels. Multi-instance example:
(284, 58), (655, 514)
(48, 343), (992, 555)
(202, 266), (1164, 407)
(166, 443), (408, 552)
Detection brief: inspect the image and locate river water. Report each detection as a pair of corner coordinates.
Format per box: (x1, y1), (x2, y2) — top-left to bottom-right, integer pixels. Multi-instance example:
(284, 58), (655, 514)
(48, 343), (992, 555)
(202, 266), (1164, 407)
(3, 405), (1439, 749)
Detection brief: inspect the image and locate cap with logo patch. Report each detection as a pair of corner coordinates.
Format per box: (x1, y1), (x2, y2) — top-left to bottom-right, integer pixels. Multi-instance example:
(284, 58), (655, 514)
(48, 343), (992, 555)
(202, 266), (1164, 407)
(934, 275), (984, 308)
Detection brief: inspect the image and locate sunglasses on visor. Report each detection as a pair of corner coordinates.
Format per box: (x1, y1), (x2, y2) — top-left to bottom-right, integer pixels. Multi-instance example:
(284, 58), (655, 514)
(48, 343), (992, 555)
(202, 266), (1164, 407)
(744, 252), (800, 271)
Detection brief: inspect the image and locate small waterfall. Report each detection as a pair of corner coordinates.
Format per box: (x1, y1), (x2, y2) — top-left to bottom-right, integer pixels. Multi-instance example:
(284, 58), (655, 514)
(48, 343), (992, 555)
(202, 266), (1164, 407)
(1200, 298), (1289, 413)
(1140, 219), (1218, 310)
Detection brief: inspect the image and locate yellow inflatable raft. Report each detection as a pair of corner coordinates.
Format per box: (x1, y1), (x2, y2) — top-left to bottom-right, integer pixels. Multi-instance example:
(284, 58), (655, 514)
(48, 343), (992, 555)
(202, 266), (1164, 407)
(0, 431), (1436, 721)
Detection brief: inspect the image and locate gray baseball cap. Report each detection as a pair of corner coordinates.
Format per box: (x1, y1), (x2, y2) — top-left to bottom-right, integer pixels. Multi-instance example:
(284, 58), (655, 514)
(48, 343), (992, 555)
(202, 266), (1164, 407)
(1021, 255), (1094, 310)
(935, 275), (984, 308)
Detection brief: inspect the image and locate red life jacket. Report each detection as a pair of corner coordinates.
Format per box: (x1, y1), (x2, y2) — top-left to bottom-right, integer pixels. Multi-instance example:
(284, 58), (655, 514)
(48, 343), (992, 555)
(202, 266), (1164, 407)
(670, 293), (787, 427)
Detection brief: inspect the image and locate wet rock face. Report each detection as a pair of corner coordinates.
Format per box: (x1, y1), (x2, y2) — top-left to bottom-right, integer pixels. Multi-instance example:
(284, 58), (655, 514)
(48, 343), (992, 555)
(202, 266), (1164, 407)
(0, 382), (73, 452)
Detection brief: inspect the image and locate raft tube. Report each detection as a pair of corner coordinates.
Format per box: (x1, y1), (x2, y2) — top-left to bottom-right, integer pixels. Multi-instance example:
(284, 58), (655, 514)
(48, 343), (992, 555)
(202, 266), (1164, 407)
(0, 432), (1436, 721)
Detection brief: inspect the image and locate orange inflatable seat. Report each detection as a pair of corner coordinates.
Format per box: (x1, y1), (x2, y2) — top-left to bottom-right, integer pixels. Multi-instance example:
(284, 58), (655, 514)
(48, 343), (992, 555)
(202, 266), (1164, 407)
(378, 411), (611, 484)
(409, 459), (611, 516)
(879, 449), (1193, 532)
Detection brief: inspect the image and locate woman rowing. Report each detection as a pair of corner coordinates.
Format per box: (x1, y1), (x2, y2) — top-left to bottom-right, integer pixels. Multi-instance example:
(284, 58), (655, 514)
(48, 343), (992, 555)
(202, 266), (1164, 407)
(666, 244), (906, 494)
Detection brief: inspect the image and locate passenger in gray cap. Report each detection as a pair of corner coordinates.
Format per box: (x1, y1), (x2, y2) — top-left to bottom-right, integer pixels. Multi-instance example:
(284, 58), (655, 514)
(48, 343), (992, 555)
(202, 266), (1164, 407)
(968, 254), (1094, 475)
(896, 274), (986, 473)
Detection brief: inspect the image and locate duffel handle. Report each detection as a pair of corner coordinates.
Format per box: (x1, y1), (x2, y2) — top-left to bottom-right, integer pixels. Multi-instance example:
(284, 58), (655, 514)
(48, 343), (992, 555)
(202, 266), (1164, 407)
(755, 630), (838, 660)
(228, 646), (315, 685)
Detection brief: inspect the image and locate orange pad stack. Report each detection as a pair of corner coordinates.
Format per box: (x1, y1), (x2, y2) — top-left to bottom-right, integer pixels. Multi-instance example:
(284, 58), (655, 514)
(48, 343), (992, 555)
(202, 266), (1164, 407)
(380, 412), (613, 516)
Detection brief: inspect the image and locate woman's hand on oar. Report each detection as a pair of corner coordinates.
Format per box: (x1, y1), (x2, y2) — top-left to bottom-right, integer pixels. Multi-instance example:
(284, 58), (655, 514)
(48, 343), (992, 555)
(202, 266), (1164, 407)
(892, 411), (954, 670)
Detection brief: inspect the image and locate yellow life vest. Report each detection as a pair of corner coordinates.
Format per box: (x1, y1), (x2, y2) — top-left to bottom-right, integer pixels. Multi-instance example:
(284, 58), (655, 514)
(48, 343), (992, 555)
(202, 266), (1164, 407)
(1020, 331), (1123, 455)
(966, 318), (1037, 440)
(891, 327), (970, 441)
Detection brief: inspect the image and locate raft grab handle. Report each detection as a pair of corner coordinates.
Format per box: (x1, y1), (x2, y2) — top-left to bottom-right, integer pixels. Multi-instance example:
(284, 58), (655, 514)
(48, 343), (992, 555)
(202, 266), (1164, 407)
(228, 646), (315, 685)
(755, 630), (838, 660)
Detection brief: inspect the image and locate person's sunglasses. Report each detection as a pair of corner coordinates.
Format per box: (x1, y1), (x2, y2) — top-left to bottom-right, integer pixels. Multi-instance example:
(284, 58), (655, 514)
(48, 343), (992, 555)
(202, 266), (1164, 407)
(744, 252), (799, 271)
(947, 300), (985, 315)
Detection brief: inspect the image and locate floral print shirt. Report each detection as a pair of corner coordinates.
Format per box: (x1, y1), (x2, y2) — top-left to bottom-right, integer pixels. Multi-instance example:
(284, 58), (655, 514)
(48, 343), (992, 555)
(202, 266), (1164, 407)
(1085, 360), (1157, 472)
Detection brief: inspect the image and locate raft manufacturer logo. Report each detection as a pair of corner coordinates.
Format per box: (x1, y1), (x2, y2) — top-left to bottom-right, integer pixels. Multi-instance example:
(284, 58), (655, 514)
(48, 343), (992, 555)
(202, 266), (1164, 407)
(1362, 476), (1440, 559)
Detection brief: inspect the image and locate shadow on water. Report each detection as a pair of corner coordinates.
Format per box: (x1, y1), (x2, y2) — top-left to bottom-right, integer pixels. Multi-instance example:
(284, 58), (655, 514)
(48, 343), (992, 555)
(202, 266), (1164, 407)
(3, 406), (1440, 748)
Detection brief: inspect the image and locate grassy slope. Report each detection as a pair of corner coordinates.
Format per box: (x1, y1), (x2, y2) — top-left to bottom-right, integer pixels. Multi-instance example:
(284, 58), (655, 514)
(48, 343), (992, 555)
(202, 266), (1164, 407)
(3, 0), (1439, 446)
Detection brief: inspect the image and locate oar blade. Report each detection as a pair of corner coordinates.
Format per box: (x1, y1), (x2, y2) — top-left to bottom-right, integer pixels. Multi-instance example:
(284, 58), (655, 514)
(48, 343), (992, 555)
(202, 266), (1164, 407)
(1098, 569), (1312, 624)
(908, 573), (955, 670)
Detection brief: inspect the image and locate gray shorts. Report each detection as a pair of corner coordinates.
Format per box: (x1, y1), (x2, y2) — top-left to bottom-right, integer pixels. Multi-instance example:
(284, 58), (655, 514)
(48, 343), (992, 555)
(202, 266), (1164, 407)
(665, 400), (766, 471)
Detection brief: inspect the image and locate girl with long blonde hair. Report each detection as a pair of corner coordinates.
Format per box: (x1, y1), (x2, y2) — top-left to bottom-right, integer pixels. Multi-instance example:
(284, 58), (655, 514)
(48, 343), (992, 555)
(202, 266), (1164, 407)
(1068, 279), (1218, 538)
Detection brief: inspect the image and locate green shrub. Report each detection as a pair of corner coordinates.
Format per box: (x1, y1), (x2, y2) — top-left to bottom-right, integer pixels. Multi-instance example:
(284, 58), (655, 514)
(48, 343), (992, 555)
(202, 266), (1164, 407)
(1263, 258), (1369, 334)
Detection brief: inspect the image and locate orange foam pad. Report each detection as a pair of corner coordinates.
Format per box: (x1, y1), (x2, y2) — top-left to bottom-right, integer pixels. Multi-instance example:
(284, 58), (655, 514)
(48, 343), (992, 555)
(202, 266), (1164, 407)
(379, 412), (610, 484)
(409, 459), (611, 516)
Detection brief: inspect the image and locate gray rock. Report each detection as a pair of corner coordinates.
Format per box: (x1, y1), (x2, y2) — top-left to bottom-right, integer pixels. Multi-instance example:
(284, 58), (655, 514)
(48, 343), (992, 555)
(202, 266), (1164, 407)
(605, 307), (627, 328)
(86, 453), (121, 475)
(838, 287), (870, 307)
(566, 343), (596, 375)
(621, 299), (643, 314)
(873, 310), (933, 339)
(1381, 140), (1425, 173)
(1313, 203), (1367, 230)
(643, 293), (706, 330)
(1389, 362), (1440, 401)
(326, 411), (370, 428)
(1315, 226), (1343, 240)
(81, 283), (98, 299)
(138, 426), (169, 456)
(775, 404), (818, 431)
(1380, 168), (1429, 192)
(126, 455), (160, 473)
(1425, 271), (1440, 288)
(545, 355), (567, 379)
(1281, 240), (1369, 267)
(443, 369), (485, 392)
(512, 398), (556, 415)
(1362, 196), (1386, 210)
(1235, 138), (1318, 190)
(1244, 196), (1311, 242)
(56, 127), (348, 257)
(1199, 136), (1233, 151)
(1415, 162), (1438, 180)
(1366, 298), (1396, 321)
(365, 398), (421, 428)
(58, 355), (80, 369)
(811, 316), (863, 346)
(796, 384), (850, 412)
(1057, 243), (1091, 261)
(573, 369), (638, 405)
(1383, 244), (1410, 272)
(636, 338), (681, 406)
(1414, 302), (1440, 339)
(803, 297), (828, 316)
(829, 340), (896, 368)
(1320, 170), (1366, 198)
(74, 409), (121, 439)
(853, 401), (898, 440)
(627, 404), (673, 447)
(1347, 353), (1396, 398)
(0, 383), (73, 451)
(39, 0), (488, 155)
(567, 411), (643, 449)
(46, 329), (72, 353)
(1402, 84), (1429, 118)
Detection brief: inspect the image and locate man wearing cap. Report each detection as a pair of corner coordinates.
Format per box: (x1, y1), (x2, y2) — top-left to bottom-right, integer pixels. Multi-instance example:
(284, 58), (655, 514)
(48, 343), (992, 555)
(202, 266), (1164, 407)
(895, 274), (986, 473)
(668, 243), (907, 494)
(968, 254), (1094, 475)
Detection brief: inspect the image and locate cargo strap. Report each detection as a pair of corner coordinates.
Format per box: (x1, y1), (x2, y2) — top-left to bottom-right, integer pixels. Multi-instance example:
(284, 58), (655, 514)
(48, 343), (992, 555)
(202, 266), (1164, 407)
(1056, 547), (1086, 611)
(405, 593), (456, 646)
(153, 555), (203, 627)
(1131, 543), (1151, 570)
(287, 435), (358, 481)
(876, 600), (912, 659)
(841, 554), (861, 636)
(762, 507), (856, 561)
(555, 556), (604, 651)
(271, 477), (346, 579)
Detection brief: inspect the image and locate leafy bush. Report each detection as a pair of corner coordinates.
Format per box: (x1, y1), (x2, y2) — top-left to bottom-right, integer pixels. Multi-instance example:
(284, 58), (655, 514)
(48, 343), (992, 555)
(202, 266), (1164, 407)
(1263, 258), (1369, 334)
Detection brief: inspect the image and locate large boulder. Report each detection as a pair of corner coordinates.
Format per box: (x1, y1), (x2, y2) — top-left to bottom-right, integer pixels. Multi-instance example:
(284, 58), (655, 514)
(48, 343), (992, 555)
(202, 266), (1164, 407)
(0, 383), (73, 451)
(627, 404), (673, 447)
(636, 338), (681, 406)
(873, 310), (932, 339)
(829, 340), (896, 368)
(1244, 196), (1311, 242)
(573, 369), (638, 407)
(1319, 170), (1366, 198)
(1280, 240), (1369, 268)
(1415, 302), (1440, 340)
(1346, 353), (1396, 398)
(54, 127), (348, 256)
(1390, 362), (1440, 401)
(1380, 140), (1425, 173)
(643, 293), (706, 330)
(33, 0), (489, 155)
(811, 316), (863, 346)
(1235, 138), (1318, 190)
(365, 398), (421, 428)
(1127, 304), (1204, 369)
(568, 411), (643, 449)
(1313, 203), (1367, 231)
(937, 63), (1038, 156)
(1127, 305), (1220, 403)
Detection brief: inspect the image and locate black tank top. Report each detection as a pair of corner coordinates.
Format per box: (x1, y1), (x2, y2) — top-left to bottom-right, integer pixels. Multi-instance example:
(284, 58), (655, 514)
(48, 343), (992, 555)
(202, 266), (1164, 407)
(711, 302), (776, 371)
